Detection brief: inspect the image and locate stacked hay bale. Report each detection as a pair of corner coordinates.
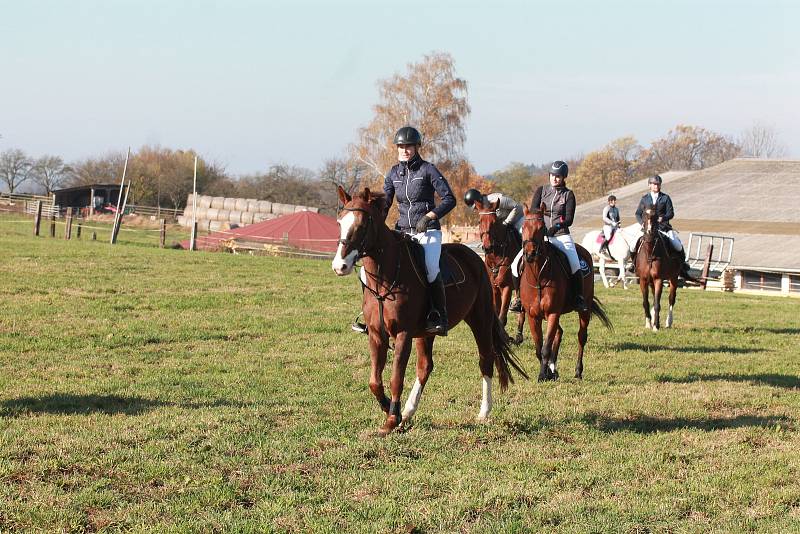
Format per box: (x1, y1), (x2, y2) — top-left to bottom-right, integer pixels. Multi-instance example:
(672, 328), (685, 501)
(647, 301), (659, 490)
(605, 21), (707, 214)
(177, 194), (319, 230)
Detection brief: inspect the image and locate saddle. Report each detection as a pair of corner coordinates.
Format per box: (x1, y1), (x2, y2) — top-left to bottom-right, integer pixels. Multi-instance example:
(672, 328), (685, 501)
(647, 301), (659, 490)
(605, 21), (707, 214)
(515, 241), (591, 281)
(404, 236), (466, 287)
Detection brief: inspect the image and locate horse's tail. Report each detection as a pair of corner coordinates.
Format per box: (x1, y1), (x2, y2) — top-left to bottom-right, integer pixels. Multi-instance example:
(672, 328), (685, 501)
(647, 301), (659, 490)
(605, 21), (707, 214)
(590, 296), (614, 331)
(491, 315), (529, 391)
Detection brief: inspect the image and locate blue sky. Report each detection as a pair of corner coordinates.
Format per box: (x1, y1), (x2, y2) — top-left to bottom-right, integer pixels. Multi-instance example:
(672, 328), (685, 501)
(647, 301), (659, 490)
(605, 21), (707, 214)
(1, 0), (797, 176)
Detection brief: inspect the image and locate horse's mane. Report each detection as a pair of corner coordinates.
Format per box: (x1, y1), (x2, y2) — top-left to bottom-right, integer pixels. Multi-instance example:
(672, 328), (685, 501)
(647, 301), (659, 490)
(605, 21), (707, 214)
(355, 188), (386, 215)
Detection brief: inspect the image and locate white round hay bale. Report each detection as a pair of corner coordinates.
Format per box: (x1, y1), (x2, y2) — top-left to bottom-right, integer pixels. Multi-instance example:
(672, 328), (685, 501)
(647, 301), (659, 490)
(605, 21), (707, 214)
(177, 215), (188, 226)
(206, 208), (219, 220)
(198, 195), (213, 208)
(246, 199), (260, 212)
(222, 198), (236, 211)
(216, 209), (230, 221)
(234, 199), (249, 211)
(197, 219), (211, 231)
(307, 207), (319, 213)
(272, 202), (294, 215)
(240, 212), (255, 225)
(194, 207), (208, 220)
(210, 196), (225, 209)
(252, 213), (269, 223)
(209, 220), (226, 232)
(256, 200), (272, 213)
(228, 210), (243, 223)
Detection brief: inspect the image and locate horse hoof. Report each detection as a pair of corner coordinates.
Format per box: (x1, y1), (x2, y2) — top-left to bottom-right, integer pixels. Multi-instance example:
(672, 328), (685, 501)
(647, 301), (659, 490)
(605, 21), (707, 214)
(514, 334), (523, 345)
(377, 415), (400, 436)
(476, 414), (490, 423)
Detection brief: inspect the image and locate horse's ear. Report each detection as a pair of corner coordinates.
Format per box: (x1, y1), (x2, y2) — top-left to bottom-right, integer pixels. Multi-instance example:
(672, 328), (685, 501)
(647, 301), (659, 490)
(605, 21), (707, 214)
(358, 187), (371, 201)
(523, 203), (530, 216)
(337, 185), (351, 205)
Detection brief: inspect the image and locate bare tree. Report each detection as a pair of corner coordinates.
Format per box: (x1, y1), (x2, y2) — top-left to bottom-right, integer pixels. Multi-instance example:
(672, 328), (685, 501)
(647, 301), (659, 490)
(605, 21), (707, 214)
(739, 122), (787, 159)
(0, 149), (33, 193)
(30, 155), (71, 194)
(68, 151), (128, 186)
(352, 51), (471, 185)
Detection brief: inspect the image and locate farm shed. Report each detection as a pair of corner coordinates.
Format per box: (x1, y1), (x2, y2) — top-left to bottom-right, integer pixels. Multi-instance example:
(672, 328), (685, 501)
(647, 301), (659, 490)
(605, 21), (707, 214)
(51, 183), (121, 215)
(571, 158), (800, 296)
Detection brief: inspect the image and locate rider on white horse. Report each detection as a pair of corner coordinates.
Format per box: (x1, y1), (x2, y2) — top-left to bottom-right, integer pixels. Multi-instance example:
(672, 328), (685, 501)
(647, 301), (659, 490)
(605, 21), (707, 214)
(464, 188), (525, 313)
(600, 194), (621, 256)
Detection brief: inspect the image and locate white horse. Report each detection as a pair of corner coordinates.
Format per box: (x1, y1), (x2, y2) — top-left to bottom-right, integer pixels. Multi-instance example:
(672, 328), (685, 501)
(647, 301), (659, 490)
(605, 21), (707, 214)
(581, 224), (641, 289)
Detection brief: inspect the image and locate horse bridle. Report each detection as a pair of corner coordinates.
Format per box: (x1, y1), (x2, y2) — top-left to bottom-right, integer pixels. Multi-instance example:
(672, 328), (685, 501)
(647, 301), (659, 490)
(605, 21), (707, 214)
(522, 213), (546, 263)
(339, 206), (376, 258)
(478, 211), (510, 258)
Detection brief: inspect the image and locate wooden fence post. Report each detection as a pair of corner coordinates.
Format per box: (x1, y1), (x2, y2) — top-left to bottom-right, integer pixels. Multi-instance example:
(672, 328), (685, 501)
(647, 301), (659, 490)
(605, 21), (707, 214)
(33, 201), (43, 236)
(159, 219), (166, 248)
(92, 231), (97, 241)
(49, 214), (56, 238)
(700, 243), (714, 290)
(77, 223), (82, 239)
(64, 208), (73, 240)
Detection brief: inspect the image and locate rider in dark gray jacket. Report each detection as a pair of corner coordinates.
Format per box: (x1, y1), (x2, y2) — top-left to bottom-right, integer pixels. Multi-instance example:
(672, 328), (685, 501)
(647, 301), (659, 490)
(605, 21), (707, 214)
(529, 161), (588, 312)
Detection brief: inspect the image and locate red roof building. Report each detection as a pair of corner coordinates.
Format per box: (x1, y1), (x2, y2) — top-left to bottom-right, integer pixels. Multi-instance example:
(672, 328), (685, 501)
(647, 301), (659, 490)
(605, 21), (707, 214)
(185, 210), (339, 253)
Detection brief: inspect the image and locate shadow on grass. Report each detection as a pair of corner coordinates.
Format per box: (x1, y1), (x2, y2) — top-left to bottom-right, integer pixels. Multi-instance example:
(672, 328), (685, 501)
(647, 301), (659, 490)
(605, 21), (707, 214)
(503, 412), (794, 435)
(688, 326), (800, 336)
(1, 394), (167, 417)
(579, 413), (792, 434)
(614, 342), (767, 354)
(0, 395), (250, 417)
(657, 373), (800, 389)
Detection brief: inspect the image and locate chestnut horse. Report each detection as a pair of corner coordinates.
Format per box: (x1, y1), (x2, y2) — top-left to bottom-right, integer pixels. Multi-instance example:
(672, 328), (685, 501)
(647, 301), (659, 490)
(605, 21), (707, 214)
(331, 186), (528, 435)
(475, 197), (526, 345)
(520, 204), (612, 381)
(635, 207), (684, 331)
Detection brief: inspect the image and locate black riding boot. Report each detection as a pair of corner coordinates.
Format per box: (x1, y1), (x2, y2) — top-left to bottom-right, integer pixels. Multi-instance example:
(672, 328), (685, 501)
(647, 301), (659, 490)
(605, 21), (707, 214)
(573, 272), (588, 312)
(677, 248), (692, 278)
(426, 274), (448, 336)
(509, 274), (522, 313)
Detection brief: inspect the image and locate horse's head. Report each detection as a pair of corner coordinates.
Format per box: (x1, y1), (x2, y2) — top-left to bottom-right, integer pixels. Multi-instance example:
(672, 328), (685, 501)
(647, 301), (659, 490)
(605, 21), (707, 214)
(521, 203), (547, 263)
(331, 185), (386, 276)
(642, 207), (658, 242)
(476, 198), (503, 254)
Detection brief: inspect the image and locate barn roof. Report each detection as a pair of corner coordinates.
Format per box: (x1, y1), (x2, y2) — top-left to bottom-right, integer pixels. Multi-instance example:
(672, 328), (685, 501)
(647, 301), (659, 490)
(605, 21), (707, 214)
(188, 210), (339, 253)
(572, 159), (800, 272)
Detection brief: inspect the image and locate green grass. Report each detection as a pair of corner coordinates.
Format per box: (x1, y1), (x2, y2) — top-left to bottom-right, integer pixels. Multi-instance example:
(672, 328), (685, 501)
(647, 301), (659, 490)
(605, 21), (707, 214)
(1, 214), (799, 533)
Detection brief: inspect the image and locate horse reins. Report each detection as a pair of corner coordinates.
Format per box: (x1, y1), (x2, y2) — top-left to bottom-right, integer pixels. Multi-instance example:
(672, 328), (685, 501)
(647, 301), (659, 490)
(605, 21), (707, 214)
(342, 205), (400, 349)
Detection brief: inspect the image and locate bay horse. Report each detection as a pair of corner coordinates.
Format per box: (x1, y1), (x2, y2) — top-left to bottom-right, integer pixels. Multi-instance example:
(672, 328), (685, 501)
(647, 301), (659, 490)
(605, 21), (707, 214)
(475, 197), (526, 345)
(580, 225), (638, 289)
(635, 207), (683, 331)
(520, 204), (612, 381)
(331, 186), (528, 435)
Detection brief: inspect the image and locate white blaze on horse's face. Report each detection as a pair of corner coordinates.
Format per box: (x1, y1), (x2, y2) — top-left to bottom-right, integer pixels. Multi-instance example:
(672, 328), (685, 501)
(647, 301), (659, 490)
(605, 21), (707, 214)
(332, 211), (359, 276)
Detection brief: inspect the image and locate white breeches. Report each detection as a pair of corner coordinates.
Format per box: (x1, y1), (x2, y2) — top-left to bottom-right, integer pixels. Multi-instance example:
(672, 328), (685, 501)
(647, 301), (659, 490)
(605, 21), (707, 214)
(659, 229), (683, 252)
(548, 234), (581, 273)
(411, 229), (442, 283)
(602, 224), (618, 241)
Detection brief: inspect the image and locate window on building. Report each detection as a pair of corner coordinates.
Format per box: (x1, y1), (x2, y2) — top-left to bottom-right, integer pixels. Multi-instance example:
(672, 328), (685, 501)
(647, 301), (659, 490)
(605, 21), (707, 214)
(789, 274), (800, 294)
(741, 270), (783, 292)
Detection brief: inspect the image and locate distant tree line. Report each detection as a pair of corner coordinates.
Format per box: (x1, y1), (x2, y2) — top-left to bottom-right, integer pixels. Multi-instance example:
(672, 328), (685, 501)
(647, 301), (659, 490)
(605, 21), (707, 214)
(1, 53), (789, 220)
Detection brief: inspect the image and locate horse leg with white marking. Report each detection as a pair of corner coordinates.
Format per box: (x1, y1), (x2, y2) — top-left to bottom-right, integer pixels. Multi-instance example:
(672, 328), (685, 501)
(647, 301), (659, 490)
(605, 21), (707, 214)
(550, 322), (564, 381)
(465, 313), (498, 422)
(368, 331), (391, 418)
(539, 313), (560, 381)
(652, 279), (663, 332)
(666, 277), (678, 328)
(400, 337), (435, 426)
(599, 254), (610, 288)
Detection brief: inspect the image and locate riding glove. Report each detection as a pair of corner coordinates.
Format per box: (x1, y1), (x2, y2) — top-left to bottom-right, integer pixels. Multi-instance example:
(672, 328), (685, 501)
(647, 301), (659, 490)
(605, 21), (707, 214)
(415, 215), (432, 234)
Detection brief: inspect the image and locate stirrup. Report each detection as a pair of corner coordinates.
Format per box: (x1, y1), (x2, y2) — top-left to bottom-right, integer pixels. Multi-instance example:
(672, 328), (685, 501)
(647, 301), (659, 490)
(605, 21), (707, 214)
(425, 311), (448, 336)
(351, 312), (368, 334)
(509, 298), (522, 313)
(574, 296), (588, 312)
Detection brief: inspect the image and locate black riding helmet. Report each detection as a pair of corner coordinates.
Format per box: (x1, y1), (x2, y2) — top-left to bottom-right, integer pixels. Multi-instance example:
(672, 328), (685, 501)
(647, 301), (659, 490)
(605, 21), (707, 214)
(550, 160), (569, 178)
(464, 188), (483, 207)
(394, 126), (423, 146)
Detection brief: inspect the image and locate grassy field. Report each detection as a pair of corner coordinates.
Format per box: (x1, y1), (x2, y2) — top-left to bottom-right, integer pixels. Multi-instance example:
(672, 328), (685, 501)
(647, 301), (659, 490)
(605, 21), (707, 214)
(1, 214), (799, 533)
